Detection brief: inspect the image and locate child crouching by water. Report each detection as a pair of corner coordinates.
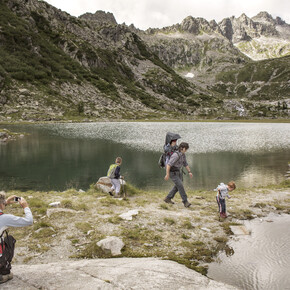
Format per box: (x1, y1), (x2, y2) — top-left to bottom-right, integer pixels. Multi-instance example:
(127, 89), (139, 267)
(107, 157), (123, 198)
(215, 181), (236, 218)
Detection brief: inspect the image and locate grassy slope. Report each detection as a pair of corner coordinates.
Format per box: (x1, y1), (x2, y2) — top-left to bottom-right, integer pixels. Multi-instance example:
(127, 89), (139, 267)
(0, 1), (195, 118)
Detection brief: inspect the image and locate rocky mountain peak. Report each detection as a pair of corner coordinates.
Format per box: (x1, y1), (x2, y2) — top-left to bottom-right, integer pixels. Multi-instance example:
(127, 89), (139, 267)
(79, 11), (117, 25)
(252, 11), (275, 24)
(180, 16), (216, 35)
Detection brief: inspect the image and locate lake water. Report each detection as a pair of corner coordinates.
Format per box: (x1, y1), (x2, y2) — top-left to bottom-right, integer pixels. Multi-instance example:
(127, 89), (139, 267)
(0, 122), (289, 191)
(207, 213), (290, 290)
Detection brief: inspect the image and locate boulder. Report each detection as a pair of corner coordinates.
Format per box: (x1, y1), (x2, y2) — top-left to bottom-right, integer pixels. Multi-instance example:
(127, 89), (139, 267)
(97, 236), (124, 256)
(4, 258), (238, 289)
(95, 176), (126, 194)
(119, 209), (139, 221)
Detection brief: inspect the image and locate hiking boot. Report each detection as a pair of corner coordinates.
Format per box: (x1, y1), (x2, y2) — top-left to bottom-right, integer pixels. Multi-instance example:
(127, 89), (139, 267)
(109, 191), (114, 196)
(164, 197), (174, 204)
(0, 273), (12, 284)
(184, 201), (191, 208)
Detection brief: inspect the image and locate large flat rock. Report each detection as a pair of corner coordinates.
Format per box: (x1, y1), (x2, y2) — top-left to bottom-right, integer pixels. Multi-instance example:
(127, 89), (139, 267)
(2, 258), (237, 289)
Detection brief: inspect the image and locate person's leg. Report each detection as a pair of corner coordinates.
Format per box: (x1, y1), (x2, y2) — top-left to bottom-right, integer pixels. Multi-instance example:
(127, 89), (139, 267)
(109, 179), (115, 196)
(174, 171), (188, 204)
(223, 200), (227, 217)
(216, 195), (222, 215)
(114, 179), (121, 195)
(111, 179), (120, 195)
(166, 172), (179, 200)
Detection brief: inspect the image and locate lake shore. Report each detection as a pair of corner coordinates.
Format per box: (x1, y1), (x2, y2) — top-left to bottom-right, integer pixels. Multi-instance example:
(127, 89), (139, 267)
(6, 180), (290, 277)
(0, 118), (290, 125)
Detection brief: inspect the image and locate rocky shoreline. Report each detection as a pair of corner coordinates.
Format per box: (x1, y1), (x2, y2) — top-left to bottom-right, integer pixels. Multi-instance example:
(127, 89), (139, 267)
(0, 128), (26, 142)
(1, 180), (289, 288)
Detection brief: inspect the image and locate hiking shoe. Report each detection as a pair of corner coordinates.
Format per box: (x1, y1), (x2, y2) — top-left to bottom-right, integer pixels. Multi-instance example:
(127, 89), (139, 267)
(0, 274), (10, 284)
(164, 197), (175, 204)
(109, 191), (114, 196)
(184, 201), (191, 208)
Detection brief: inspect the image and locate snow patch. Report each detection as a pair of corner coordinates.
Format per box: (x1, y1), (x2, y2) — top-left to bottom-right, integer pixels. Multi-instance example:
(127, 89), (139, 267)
(185, 72), (194, 78)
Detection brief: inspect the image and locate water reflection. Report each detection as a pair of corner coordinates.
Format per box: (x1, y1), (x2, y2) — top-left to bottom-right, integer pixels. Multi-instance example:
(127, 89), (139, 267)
(207, 214), (290, 290)
(0, 123), (289, 191)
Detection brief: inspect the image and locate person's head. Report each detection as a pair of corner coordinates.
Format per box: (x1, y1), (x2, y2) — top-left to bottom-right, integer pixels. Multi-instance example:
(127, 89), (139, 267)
(115, 157), (122, 165)
(170, 139), (177, 146)
(178, 142), (189, 153)
(228, 181), (236, 191)
(0, 191), (6, 210)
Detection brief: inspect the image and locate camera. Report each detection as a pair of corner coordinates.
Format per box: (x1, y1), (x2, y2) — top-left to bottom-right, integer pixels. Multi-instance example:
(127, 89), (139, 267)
(14, 196), (21, 202)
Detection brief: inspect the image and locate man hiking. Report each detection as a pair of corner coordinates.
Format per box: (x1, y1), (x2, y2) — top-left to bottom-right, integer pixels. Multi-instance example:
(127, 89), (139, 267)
(164, 142), (193, 207)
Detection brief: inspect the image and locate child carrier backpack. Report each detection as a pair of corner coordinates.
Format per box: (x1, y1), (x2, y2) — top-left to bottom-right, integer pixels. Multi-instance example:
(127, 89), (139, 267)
(107, 164), (118, 179)
(158, 132), (181, 168)
(0, 213), (16, 275)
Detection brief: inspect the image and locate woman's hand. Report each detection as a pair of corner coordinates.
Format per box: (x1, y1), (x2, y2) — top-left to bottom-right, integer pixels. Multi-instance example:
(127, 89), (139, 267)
(5, 195), (17, 205)
(164, 174), (169, 181)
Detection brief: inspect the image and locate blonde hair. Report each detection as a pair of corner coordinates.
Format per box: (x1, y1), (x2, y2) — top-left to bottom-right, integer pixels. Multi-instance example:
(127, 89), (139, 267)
(116, 157), (122, 164)
(228, 181), (236, 190)
(0, 191), (6, 204)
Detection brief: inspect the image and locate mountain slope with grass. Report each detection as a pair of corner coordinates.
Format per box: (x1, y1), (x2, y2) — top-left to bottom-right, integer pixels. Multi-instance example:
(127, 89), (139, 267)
(0, 0), (206, 121)
(0, 1), (289, 121)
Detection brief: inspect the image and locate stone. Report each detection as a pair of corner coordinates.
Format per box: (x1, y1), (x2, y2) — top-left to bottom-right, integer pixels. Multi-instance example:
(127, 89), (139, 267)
(97, 236), (124, 256)
(119, 209), (139, 221)
(96, 176), (126, 194)
(49, 202), (61, 207)
(4, 258), (238, 289)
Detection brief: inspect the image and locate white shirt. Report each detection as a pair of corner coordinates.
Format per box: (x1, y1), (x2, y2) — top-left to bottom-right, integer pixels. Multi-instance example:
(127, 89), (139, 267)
(0, 208), (33, 235)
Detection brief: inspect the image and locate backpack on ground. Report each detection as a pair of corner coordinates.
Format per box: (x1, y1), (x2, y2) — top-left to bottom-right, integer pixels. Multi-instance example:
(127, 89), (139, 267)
(0, 214), (16, 275)
(107, 164), (118, 179)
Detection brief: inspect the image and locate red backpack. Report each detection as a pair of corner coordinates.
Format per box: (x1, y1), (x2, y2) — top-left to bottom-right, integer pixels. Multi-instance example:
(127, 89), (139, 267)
(0, 212), (16, 274)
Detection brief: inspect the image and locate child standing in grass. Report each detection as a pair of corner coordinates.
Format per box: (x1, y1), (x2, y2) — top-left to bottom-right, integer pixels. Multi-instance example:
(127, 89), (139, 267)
(107, 157), (123, 198)
(215, 181), (236, 218)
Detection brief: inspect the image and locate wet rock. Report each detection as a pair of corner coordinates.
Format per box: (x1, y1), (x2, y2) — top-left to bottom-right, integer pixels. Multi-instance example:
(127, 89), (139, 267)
(4, 258), (238, 289)
(230, 225), (250, 235)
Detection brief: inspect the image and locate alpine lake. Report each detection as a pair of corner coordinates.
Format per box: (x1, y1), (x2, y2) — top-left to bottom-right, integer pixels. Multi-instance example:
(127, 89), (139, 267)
(1, 121), (290, 290)
(0, 122), (289, 192)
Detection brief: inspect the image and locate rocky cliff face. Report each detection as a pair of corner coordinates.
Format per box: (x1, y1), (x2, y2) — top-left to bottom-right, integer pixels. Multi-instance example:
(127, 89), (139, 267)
(79, 11), (117, 26)
(218, 12), (290, 60)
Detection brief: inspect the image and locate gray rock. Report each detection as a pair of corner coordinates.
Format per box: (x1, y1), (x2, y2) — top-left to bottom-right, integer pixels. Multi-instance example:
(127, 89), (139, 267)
(119, 209), (139, 221)
(3, 258), (237, 289)
(97, 236), (124, 256)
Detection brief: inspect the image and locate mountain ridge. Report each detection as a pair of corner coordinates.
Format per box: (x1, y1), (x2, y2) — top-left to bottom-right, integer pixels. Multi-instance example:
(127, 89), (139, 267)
(0, 0), (289, 121)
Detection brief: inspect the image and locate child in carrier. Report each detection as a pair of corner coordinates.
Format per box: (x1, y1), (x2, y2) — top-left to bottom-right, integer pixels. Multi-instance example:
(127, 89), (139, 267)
(215, 181), (236, 218)
(107, 157), (123, 198)
(164, 132), (181, 166)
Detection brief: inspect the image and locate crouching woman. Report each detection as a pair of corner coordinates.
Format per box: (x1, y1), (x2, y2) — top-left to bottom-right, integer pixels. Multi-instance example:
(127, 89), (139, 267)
(0, 191), (33, 284)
